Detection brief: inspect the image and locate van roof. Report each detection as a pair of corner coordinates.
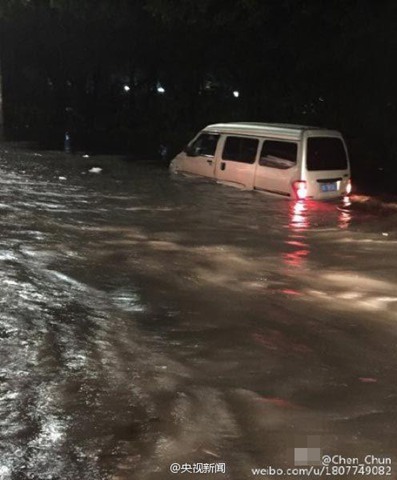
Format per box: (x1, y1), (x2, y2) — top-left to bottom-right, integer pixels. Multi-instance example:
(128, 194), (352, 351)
(203, 122), (336, 140)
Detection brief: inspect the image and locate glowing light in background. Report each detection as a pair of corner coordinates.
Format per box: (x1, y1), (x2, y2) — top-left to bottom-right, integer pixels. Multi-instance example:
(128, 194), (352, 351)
(233, 90), (240, 98)
(123, 85), (130, 92)
(157, 84), (165, 94)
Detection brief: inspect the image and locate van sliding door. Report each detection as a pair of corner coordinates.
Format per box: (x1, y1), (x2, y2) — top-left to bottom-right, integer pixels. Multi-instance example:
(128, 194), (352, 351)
(215, 136), (258, 188)
(254, 140), (298, 196)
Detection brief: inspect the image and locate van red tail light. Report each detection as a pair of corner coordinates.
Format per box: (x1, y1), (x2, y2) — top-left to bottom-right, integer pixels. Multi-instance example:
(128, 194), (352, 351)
(292, 180), (308, 200)
(346, 179), (352, 195)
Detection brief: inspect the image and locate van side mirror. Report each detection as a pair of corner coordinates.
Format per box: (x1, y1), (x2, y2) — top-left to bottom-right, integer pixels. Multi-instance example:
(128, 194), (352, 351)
(184, 145), (193, 156)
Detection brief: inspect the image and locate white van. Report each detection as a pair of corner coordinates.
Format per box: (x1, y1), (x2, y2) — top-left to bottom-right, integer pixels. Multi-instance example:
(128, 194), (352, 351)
(170, 122), (352, 200)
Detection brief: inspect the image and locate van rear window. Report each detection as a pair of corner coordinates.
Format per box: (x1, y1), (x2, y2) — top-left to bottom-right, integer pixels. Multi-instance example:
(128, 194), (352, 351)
(306, 137), (348, 171)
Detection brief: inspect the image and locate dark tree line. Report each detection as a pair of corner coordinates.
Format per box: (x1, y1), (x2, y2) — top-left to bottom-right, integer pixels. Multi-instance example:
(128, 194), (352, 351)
(1, 0), (397, 185)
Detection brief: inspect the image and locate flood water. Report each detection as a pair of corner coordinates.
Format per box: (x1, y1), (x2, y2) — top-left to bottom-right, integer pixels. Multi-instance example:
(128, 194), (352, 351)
(0, 146), (396, 480)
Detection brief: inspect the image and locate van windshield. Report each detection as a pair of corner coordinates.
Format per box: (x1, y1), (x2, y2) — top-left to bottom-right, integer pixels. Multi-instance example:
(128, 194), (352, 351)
(306, 137), (348, 171)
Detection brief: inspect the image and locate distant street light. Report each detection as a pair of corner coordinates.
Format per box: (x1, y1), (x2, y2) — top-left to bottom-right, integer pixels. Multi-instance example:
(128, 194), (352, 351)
(123, 85), (131, 92)
(233, 90), (240, 98)
(157, 84), (165, 94)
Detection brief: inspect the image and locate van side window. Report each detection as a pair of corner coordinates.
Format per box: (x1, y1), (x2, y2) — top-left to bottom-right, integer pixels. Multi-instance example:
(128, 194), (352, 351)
(186, 133), (219, 157)
(259, 141), (297, 169)
(222, 136), (258, 164)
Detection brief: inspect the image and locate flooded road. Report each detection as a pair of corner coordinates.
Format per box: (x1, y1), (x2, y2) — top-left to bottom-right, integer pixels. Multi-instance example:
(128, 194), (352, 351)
(0, 145), (396, 480)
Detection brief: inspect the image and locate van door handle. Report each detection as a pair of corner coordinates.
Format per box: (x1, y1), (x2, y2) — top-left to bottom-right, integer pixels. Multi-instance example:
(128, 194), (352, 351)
(207, 159), (213, 165)
(221, 162), (226, 171)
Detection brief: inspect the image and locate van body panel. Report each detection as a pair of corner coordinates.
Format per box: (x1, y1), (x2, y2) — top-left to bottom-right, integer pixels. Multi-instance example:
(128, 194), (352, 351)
(254, 164), (299, 196)
(303, 171), (350, 200)
(204, 122), (311, 141)
(215, 161), (256, 189)
(182, 152), (216, 178)
(171, 123), (351, 200)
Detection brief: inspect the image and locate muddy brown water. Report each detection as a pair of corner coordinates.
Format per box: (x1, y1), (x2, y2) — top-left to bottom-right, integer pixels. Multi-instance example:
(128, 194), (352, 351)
(0, 147), (396, 479)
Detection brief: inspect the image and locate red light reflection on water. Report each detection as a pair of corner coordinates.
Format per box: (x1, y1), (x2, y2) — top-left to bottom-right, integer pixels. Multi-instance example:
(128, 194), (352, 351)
(289, 200), (309, 230)
(282, 249), (310, 267)
(283, 201), (310, 267)
(338, 196), (352, 229)
(281, 289), (301, 296)
(283, 199), (352, 268)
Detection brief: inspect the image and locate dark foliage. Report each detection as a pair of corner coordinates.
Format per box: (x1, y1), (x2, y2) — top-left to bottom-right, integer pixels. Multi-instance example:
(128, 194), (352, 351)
(1, 0), (397, 189)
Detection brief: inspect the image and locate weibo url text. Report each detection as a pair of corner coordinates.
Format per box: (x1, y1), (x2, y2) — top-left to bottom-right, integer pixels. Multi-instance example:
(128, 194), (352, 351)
(251, 465), (392, 477)
(252, 456), (393, 477)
